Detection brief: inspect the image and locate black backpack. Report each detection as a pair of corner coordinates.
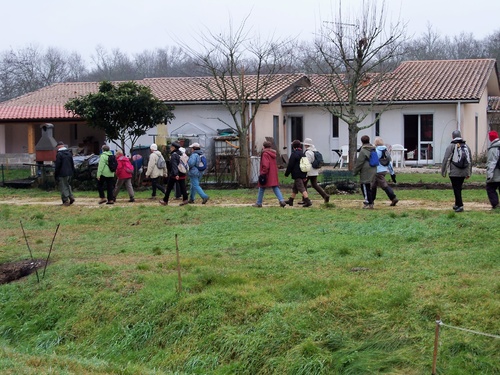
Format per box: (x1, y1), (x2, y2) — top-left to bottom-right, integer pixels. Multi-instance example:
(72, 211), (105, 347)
(379, 149), (391, 166)
(311, 151), (324, 169)
(107, 154), (118, 172)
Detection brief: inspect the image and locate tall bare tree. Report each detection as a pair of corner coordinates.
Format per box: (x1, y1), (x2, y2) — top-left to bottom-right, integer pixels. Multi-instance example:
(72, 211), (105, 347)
(313, 0), (407, 169)
(182, 16), (296, 186)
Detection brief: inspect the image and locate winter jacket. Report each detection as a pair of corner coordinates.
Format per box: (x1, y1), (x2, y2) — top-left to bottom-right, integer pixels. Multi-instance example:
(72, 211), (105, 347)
(116, 155), (134, 180)
(486, 139), (500, 182)
(169, 150), (187, 180)
(54, 147), (75, 179)
(187, 150), (205, 179)
(146, 150), (167, 179)
(305, 146), (319, 177)
(441, 138), (472, 178)
(97, 151), (115, 178)
(375, 145), (394, 175)
(353, 144), (377, 184)
(285, 148), (307, 180)
(258, 148), (280, 187)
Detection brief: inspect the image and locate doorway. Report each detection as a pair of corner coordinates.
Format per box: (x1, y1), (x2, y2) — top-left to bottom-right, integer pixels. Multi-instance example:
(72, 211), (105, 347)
(404, 114), (434, 164)
(290, 116), (303, 144)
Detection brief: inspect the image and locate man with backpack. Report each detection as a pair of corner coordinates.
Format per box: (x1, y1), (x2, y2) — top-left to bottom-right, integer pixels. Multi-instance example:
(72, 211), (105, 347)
(96, 144), (116, 205)
(284, 140), (312, 207)
(303, 138), (330, 203)
(353, 135), (377, 209)
(441, 130), (472, 212)
(187, 143), (210, 204)
(145, 143), (167, 199)
(486, 130), (500, 209)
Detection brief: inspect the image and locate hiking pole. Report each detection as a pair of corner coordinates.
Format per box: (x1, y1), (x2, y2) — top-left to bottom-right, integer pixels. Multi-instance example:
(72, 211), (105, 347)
(20, 220), (40, 283)
(432, 315), (441, 375)
(42, 223), (60, 279)
(175, 234), (182, 293)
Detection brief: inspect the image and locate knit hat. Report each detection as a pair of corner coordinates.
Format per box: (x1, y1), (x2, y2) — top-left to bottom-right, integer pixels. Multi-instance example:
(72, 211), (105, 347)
(303, 138), (313, 146)
(488, 131), (499, 142)
(171, 141), (181, 149)
(150, 143), (158, 151)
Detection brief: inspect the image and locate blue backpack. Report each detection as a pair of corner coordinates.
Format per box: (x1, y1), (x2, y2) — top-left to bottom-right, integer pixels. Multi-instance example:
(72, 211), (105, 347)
(369, 149), (379, 167)
(197, 154), (207, 171)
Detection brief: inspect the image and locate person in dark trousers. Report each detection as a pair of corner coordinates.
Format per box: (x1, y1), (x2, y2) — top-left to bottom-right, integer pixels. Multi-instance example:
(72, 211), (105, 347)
(145, 143), (167, 199)
(303, 138), (330, 203)
(160, 142), (189, 206)
(284, 139), (312, 207)
(253, 141), (286, 207)
(96, 144), (116, 205)
(485, 130), (500, 209)
(441, 129), (472, 212)
(113, 150), (135, 202)
(54, 141), (75, 206)
(353, 135), (377, 209)
(371, 137), (399, 206)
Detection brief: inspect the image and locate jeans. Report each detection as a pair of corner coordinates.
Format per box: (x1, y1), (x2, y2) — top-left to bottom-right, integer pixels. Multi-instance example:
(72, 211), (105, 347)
(256, 186), (284, 205)
(189, 175), (208, 201)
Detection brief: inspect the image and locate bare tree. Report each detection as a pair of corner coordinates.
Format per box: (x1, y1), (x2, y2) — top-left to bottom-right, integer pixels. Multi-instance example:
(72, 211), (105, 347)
(86, 46), (139, 81)
(181, 16), (296, 186)
(483, 29), (500, 62)
(313, 0), (407, 169)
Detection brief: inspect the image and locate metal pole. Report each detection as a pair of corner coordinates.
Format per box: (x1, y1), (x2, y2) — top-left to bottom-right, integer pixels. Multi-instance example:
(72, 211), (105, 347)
(432, 316), (441, 375)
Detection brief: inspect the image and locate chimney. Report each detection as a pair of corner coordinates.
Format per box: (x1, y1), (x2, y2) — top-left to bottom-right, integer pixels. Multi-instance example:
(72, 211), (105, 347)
(35, 123), (58, 162)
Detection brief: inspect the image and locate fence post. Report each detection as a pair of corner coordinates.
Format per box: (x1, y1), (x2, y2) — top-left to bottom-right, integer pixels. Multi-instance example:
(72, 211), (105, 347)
(432, 316), (441, 375)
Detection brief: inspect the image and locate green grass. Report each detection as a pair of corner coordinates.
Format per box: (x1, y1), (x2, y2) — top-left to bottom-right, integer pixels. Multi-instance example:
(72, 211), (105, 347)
(0, 177), (499, 374)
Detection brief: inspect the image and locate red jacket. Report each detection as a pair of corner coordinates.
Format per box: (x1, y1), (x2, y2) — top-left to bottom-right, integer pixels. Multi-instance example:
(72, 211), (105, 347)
(258, 148), (280, 187)
(116, 155), (134, 179)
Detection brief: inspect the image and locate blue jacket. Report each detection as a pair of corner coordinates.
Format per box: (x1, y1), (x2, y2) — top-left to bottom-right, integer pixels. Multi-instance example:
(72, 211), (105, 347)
(376, 145), (395, 175)
(187, 150), (205, 179)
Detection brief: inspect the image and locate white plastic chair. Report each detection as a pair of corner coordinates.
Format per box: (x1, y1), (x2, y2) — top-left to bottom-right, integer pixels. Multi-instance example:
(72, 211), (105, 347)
(391, 144), (406, 167)
(340, 145), (349, 168)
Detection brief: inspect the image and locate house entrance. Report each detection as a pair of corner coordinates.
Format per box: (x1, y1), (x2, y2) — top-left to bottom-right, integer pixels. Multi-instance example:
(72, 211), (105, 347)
(290, 116), (303, 144)
(404, 114), (434, 165)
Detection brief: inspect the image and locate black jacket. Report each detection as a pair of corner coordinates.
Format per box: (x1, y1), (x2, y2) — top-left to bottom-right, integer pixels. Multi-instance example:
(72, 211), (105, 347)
(54, 148), (75, 178)
(285, 148), (307, 179)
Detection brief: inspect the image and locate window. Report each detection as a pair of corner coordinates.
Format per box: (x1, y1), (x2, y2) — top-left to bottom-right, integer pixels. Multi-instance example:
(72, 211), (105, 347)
(332, 115), (339, 138)
(404, 114), (433, 163)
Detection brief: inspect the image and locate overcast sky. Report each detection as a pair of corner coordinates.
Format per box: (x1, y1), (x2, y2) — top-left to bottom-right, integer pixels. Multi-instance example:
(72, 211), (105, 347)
(2, 0), (499, 62)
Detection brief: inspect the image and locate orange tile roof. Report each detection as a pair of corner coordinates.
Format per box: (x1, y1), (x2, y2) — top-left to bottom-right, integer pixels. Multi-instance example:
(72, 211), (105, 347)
(490, 97), (500, 111)
(285, 59), (498, 104)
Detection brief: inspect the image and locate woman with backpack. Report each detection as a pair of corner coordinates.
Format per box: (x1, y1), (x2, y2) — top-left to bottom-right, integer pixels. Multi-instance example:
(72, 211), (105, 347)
(145, 143), (167, 199)
(159, 142), (189, 206)
(187, 143), (209, 204)
(112, 150), (135, 202)
(371, 137), (399, 207)
(303, 138), (330, 204)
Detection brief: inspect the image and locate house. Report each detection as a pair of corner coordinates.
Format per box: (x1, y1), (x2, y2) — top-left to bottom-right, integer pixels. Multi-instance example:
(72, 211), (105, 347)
(1, 59), (498, 167)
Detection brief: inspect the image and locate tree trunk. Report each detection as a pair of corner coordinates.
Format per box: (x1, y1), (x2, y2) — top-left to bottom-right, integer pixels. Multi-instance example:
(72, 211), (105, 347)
(238, 135), (250, 187)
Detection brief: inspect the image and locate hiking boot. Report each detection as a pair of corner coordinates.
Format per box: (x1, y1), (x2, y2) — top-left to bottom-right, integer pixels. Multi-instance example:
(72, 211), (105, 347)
(252, 203), (262, 208)
(98, 198), (107, 204)
(390, 198), (399, 206)
(188, 199), (195, 204)
(363, 204), (374, 209)
(159, 200), (168, 206)
(302, 198), (312, 207)
(279, 201), (287, 208)
(284, 197), (294, 206)
(62, 201), (71, 207)
(129, 198), (135, 202)
(179, 200), (189, 206)
(202, 197), (209, 204)
(69, 198), (75, 205)
(454, 206), (464, 213)
(453, 205), (459, 210)
(324, 195), (330, 203)
(106, 201), (114, 205)
(298, 200), (305, 205)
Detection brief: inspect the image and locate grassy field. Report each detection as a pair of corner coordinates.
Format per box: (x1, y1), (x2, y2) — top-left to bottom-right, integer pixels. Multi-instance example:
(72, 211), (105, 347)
(0, 174), (499, 374)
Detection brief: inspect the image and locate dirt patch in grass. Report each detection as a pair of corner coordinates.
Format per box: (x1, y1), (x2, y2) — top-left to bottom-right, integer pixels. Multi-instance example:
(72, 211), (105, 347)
(0, 259), (47, 285)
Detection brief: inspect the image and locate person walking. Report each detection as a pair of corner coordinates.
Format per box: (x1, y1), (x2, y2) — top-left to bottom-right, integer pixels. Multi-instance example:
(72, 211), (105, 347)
(160, 142), (189, 206)
(485, 130), (500, 209)
(96, 145), (116, 205)
(54, 141), (75, 206)
(371, 137), (399, 206)
(113, 150), (135, 202)
(303, 138), (330, 203)
(353, 135), (377, 209)
(145, 143), (167, 199)
(441, 130), (472, 212)
(253, 141), (286, 208)
(284, 140), (312, 207)
(187, 143), (209, 204)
